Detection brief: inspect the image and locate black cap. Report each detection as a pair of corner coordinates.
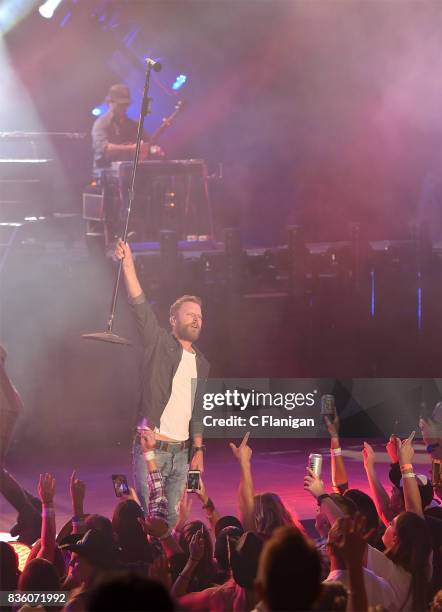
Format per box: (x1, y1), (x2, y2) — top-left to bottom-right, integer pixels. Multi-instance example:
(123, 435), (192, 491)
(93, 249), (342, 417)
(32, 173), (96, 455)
(60, 529), (117, 569)
(214, 515), (243, 538)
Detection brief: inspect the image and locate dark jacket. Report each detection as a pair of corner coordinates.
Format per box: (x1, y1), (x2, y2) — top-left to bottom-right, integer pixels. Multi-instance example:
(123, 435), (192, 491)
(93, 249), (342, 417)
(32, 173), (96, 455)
(131, 294), (210, 439)
(92, 111), (139, 172)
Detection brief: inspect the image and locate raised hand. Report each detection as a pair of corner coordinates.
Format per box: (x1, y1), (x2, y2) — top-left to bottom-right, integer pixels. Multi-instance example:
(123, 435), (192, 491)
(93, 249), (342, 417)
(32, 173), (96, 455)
(38, 473), (55, 505)
(324, 414), (340, 439)
(362, 441), (376, 469)
(303, 468), (325, 499)
(189, 475), (207, 504)
(229, 431), (252, 464)
(121, 487), (142, 506)
(333, 513), (374, 567)
(189, 528), (205, 561)
(114, 238), (134, 268)
(397, 431), (415, 465)
(138, 516), (169, 539)
(386, 435), (400, 464)
(70, 470), (85, 516)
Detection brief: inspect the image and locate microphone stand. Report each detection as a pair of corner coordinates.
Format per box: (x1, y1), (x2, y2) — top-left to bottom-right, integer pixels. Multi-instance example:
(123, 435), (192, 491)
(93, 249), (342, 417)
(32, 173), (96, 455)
(82, 63), (156, 344)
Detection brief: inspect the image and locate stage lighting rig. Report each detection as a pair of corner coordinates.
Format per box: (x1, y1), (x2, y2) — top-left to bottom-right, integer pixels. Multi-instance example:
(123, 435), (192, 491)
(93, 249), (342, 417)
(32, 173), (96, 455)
(38, 0), (63, 19)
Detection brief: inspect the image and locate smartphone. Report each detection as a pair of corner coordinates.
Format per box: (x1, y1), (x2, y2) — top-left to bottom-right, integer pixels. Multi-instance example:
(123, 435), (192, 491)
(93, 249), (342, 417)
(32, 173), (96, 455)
(320, 394), (336, 420)
(186, 470), (201, 492)
(112, 474), (130, 497)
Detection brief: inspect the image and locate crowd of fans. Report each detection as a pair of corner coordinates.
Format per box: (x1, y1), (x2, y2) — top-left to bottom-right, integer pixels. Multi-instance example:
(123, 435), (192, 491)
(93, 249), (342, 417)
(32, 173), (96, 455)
(1, 408), (442, 612)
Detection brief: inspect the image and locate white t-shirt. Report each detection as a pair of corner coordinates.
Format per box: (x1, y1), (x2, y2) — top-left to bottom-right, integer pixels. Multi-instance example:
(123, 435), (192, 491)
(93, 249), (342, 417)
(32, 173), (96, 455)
(366, 545), (412, 611)
(325, 568), (396, 611)
(157, 349), (197, 441)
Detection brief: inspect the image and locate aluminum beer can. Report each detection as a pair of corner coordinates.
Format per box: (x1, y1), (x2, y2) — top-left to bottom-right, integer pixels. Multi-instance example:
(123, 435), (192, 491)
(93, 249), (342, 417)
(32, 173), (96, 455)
(308, 453), (323, 477)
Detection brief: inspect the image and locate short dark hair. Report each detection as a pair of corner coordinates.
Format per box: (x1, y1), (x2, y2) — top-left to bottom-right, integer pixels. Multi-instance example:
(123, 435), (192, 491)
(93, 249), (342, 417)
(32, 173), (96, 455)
(258, 526), (321, 611)
(0, 542), (19, 590)
(329, 493), (357, 518)
(88, 574), (175, 611)
(169, 295), (202, 318)
(313, 581), (348, 611)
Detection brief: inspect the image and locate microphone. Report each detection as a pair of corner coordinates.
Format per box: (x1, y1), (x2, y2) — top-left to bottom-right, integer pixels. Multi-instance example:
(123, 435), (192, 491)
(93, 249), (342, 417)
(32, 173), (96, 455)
(145, 58), (162, 72)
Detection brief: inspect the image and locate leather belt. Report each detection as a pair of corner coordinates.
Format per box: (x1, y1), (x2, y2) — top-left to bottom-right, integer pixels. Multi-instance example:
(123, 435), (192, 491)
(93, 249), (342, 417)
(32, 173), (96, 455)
(155, 439), (190, 452)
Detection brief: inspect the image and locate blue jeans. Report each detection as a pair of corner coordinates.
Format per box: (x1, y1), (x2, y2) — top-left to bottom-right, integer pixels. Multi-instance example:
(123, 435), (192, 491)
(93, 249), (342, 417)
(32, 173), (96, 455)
(132, 439), (189, 529)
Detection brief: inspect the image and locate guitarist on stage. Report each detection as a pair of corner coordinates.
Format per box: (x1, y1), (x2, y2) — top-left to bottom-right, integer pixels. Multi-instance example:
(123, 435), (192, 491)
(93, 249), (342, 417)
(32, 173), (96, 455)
(91, 83), (182, 242)
(92, 83), (164, 175)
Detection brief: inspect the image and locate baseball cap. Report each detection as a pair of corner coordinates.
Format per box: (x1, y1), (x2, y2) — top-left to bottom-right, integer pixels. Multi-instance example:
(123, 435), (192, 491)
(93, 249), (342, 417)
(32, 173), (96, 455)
(60, 529), (117, 569)
(214, 515), (243, 538)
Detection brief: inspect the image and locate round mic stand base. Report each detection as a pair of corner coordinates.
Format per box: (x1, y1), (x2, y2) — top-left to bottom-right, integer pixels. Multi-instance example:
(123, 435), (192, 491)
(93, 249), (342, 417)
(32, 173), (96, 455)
(81, 332), (132, 345)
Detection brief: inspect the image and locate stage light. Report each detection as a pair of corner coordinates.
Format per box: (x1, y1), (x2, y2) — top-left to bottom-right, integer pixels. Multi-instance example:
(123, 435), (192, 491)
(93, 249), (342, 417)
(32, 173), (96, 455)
(0, 0), (36, 32)
(0, 533), (31, 571)
(92, 104), (107, 117)
(11, 541), (32, 571)
(0, 531), (18, 542)
(38, 0), (63, 20)
(172, 74), (187, 91)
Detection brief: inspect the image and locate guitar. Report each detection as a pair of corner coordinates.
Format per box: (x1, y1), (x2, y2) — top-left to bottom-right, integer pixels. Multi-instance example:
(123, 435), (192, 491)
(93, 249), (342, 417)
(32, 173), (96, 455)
(149, 100), (186, 146)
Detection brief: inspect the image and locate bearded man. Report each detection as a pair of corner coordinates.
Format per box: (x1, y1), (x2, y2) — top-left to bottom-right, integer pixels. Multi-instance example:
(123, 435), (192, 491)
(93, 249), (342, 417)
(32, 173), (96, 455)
(115, 239), (209, 529)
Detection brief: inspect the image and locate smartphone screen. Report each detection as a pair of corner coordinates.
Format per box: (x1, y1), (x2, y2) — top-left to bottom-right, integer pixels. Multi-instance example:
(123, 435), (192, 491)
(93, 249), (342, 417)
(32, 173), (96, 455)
(186, 470), (200, 492)
(112, 474), (130, 497)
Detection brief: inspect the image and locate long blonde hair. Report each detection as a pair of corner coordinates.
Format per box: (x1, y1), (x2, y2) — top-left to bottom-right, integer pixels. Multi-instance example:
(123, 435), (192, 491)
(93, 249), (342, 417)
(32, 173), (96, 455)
(254, 492), (304, 536)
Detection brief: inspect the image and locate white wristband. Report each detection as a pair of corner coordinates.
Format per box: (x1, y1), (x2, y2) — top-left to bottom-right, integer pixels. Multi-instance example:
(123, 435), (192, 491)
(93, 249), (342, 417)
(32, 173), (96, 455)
(331, 447), (342, 456)
(144, 451), (155, 461)
(401, 472), (415, 479)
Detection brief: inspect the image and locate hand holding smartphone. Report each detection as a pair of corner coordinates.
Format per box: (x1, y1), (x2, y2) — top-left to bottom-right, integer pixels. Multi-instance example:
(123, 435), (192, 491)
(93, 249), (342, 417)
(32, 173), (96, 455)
(187, 470), (201, 492)
(112, 474), (130, 497)
(321, 395), (336, 421)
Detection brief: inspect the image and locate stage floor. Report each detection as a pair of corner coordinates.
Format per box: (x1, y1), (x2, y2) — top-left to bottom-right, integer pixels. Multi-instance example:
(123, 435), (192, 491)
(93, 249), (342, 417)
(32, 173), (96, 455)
(0, 438), (432, 539)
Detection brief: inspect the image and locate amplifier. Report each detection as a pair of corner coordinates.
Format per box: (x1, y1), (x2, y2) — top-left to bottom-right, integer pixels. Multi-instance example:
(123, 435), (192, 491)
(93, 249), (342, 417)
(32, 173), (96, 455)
(0, 159), (54, 221)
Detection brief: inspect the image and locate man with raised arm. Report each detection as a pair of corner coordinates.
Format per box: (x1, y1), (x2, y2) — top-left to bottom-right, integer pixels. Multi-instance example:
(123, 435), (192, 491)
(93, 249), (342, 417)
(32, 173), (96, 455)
(115, 239), (210, 530)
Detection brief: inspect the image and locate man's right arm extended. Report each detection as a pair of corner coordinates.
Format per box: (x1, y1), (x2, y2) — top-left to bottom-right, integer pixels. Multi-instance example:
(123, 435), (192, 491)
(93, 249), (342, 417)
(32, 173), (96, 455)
(115, 238), (143, 299)
(115, 239), (161, 345)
